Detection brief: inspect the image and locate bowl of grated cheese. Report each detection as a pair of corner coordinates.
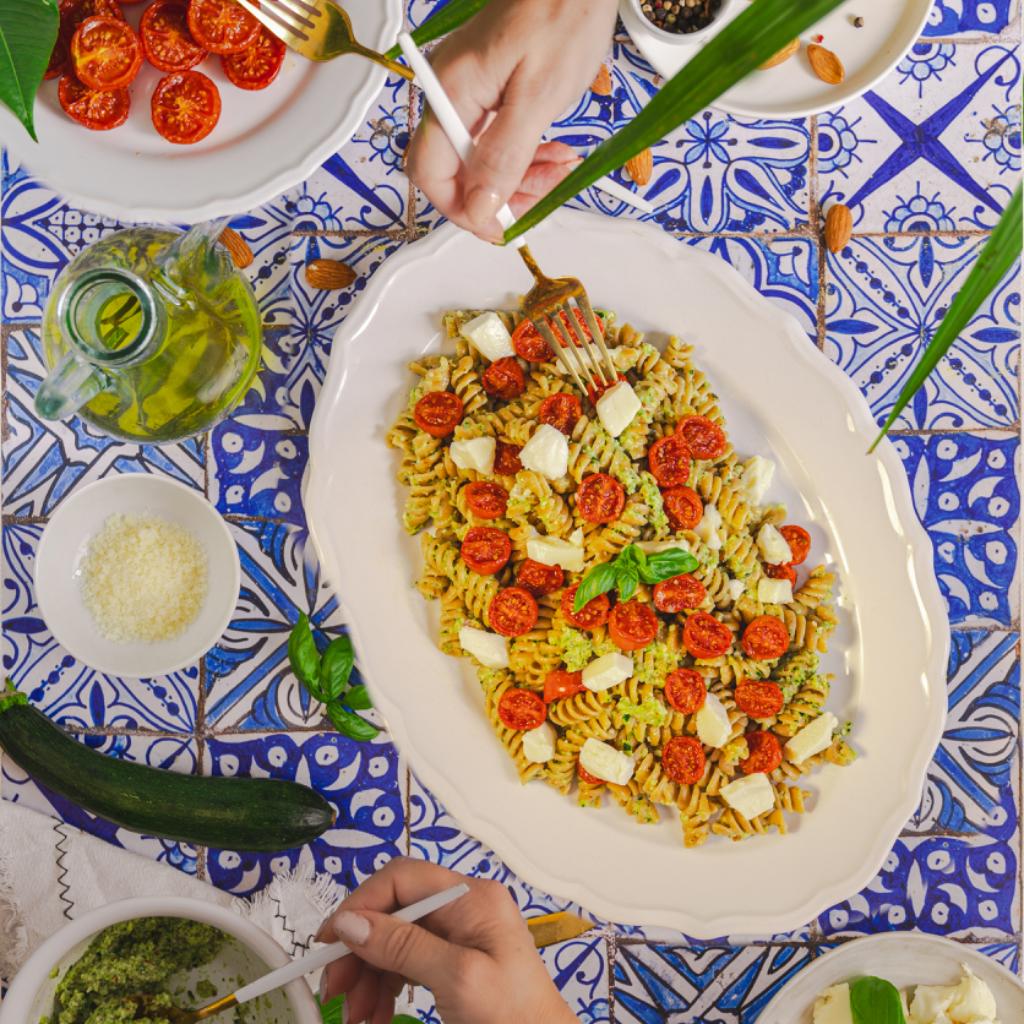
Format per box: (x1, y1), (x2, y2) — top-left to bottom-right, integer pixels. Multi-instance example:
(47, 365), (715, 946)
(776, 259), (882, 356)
(34, 475), (241, 677)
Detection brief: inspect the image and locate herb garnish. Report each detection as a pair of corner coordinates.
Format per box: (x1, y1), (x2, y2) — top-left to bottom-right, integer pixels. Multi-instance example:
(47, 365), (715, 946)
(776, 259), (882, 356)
(850, 976), (907, 1024)
(574, 544), (698, 611)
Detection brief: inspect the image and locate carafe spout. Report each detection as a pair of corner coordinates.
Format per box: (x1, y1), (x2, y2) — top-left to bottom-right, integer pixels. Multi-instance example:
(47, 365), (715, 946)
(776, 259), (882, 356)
(35, 351), (106, 420)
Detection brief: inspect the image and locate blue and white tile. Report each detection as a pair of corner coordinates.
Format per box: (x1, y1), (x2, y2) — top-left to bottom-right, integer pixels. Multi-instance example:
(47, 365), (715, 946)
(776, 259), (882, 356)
(978, 940), (1022, 974)
(2, 522), (200, 734)
(612, 942), (816, 1024)
(924, 0), (1019, 37)
(1, 734), (199, 875)
(894, 432), (1019, 627)
(2, 327), (205, 517)
(818, 835), (1019, 939)
(817, 42), (1021, 231)
(205, 731), (403, 895)
(223, 196), (297, 323)
(825, 237), (1020, 429)
(910, 629), (1020, 839)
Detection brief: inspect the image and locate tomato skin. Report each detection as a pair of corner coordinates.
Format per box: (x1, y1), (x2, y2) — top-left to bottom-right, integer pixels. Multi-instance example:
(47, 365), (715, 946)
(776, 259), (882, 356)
(664, 668), (706, 714)
(187, 0), (260, 54)
(661, 736), (706, 785)
(561, 583), (611, 631)
(151, 69), (221, 143)
(577, 763), (602, 785)
(516, 559), (564, 598)
(608, 599), (658, 652)
(493, 441), (523, 476)
(740, 731), (783, 775)
(740, 615), (790, 661)
(779, 525), (811, 566)
(678, 415), (727, 460)
(576, 473), (625, 524)
(511, 319), (554, 362)
(683, 611), (733, 659)
(58, 73), (130, 130)
(585, 372), (626, 405)
(735, 680), (784, 719)
(543, 669), (584, 703)
(497, 687), (546, 730)
(652, 574), (706, 613)
(460, 526), (511, 576)
(648, 434), (691, 488)
(221, 27), (285, 89)
(488, 587), (539, 638)
(141, 0), (206, 72)
(71, 16), (143, 90)
(764, 562), (797, 584)
(538, 392), (582, 435)
(463, 481), (508, 520)
(482, 357), (526, 400)
(662, 486), (703, 532)
(413, 391), (463, 438)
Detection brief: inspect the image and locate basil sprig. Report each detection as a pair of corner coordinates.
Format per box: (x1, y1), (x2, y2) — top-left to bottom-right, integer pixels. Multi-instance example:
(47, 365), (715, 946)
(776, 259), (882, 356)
(574, 544), (698, 611)
(288, 614), (379, 742)
(850, 977), (907, 1024)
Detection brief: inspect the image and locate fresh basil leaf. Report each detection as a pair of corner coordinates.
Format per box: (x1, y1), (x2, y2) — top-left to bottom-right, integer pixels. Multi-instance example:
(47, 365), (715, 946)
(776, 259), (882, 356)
(0, 0), (59, 141)
(288, 614), (324, 700)
(574, 561), (619, 611)
(391, 1017), (421, 1024)
(644, 548), (700, 582)
(344, 684), (373, 711)
(850, 976), (906, 1024)
(321, 636), (355, 701)
(327, 704), (380, 741)
(317, 994), (344, 1024)
(617, 567), (639, 601)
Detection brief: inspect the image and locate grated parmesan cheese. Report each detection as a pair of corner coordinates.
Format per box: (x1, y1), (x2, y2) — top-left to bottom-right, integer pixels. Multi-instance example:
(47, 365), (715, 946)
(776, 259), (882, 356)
(80, 513), (208, 644)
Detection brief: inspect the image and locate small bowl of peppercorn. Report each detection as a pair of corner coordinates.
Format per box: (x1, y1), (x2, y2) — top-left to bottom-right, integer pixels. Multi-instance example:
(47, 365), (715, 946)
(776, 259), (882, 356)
(630, 0), (737, 43)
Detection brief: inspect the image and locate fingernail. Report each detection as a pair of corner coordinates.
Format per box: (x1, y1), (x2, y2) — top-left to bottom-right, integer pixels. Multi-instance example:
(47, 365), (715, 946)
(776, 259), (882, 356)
(465, 186), (503, 226)
(333, 911), (371, 945)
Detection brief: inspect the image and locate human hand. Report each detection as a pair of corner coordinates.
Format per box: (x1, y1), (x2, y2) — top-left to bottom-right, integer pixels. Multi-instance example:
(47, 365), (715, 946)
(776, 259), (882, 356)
(405, 0), (618, 242)
(316, 858), (577, 1024)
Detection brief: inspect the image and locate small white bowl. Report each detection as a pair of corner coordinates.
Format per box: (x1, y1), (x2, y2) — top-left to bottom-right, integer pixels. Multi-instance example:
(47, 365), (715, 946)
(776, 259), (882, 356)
(626, 0), (737, 44)
(0, 896), (321, 1024)
(34, 475), (240, 678)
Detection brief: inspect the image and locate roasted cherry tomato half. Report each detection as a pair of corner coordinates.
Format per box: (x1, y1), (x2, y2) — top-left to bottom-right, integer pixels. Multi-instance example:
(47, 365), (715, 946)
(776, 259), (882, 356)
(221, 27), (285, 89)
(497, 687), (546, 730)
(493, 440), (523, 476)
(661, 736), (706, 785)
(516, 559), (564, 597)
(576, 473), (625, 524)
(488, 587), (539, 638)
(482, 356), (526, 400)
(463, 481), (508, 520)
(682, 611), (733, 659)
(413, 390), (463, 438)
(538, 392), (582, 435)
(677, 414), (727, 460)
(510, 318), (554, 362)
(779, 524), (811, 565)
(561, 583), (611, 631)
(652, 573), (706, 613)
(460, 526), (512, 576)
(764, 562), (797, 584)
(735, 680), (784, 719)
(648, 433), (691, 488)
(608, 599), (658, 652)
(740, 615), (790, 661)
(141, 0), (206, 72)
(187, 0), (260, 53)
(71, 16), (142, 91)
(543, 669), (584, 703)
(662, 485), (703, 532)
(151, 69), (221, 143)
(664, 668), (707, 714)
(740, 731), (783, 775)
(58, 72), (130, 129)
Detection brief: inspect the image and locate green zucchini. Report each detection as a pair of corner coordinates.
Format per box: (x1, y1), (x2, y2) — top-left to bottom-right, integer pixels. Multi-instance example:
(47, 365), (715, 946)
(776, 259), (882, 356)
(0, 685), (335, 851)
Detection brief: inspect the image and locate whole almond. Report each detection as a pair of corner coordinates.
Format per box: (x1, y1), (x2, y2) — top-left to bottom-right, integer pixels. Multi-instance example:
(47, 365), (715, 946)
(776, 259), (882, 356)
(306, 258), (356, 290)
(807, 44), (845, 85)
(824, 203), (853, 253)
(625, 147), (653, 187)
(760, 38), (799, 70)
(219, 227), (253, 269)
(591, 64), (613, 96)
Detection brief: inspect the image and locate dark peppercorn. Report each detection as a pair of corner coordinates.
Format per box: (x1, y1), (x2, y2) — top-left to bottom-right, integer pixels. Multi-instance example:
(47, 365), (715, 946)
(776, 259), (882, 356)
(853, 15), (864, 27)
(640, 0), (722, 34)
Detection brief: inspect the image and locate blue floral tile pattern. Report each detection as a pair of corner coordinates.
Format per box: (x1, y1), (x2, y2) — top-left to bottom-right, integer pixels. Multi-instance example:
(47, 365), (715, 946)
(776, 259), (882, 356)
(925, 0), (1018, 37)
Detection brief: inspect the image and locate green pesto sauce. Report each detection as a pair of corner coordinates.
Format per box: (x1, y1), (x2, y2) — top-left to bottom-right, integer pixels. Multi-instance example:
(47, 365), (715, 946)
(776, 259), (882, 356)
(637, 473), (668, 535)
(554, 626), (594, 671)
(616, 696), (668, 726)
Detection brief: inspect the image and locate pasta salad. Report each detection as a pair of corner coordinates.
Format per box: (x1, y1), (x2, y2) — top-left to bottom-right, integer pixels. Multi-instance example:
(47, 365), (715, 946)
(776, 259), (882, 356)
(387, 308), (855, 846)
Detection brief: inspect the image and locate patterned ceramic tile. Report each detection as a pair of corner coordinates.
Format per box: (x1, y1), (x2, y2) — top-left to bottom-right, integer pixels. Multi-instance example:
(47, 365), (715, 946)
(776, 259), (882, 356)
(1, 522), (201, 733)
(817, 42), (1021, 232)
(925, 0), (1019, 37)
(205, 731), (403, 895)
(893, 432), (1020, 628)
(1, 734), (199, 874)
(2, 328), (205, 517)
(825, 236), (1020, 430)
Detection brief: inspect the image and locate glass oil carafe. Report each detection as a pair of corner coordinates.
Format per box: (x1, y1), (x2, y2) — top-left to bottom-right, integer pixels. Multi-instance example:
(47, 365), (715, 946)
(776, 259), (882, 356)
(37, 220), (263, 443)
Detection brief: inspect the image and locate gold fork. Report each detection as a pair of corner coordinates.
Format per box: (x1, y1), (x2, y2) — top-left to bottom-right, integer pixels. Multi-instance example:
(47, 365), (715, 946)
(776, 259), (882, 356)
(233, 0), (414, 79)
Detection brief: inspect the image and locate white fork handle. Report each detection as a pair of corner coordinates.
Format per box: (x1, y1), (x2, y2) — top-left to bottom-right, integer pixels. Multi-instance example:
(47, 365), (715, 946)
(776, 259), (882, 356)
(233, 882), (470, 1005)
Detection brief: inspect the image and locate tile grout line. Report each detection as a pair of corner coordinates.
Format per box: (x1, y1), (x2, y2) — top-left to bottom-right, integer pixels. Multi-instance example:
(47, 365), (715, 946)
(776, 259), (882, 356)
(808, 114), (828, 352)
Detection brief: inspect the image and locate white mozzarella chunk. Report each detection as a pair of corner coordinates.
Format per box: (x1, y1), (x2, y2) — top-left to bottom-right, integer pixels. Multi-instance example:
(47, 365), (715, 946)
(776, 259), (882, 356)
(696, 692), (731, 748)
(582, 652), (634, 692)
(720, 772), (776, 820)
(695, 503), (723, 551)
(784, 712), (839, 765)
(520, 423), (569, 480)
(726, 578), (746, 602)
(909, 984), (958, 1024)
(757, 577), (794, 604)
(636, 538), (692, 555)
(946, 967), (999, 1024)
(757, 522), (793, 565)
(595, 380), (641, 438)
(550, 342), (603, 375)
(527, 535), (585, 573)
(579, 737), (635, 785)
(812, 985), (854, 1024)
(522, 722), (558, 764)
(459, 311), (514, 361)
(458, 626), (508, 669)
(741, 455), (776, 505)
(449, 436), (496, 474)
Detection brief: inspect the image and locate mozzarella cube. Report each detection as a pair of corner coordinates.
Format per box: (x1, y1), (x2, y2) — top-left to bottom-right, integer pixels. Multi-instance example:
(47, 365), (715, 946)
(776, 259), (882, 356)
(520, 424), (569, 480)
(522, 722), (558, 764)
(550, 343), (602, 376)
(741, 455), (775, 506)
(579, 737), (635, 785)
(637, 538), (691, 555)
(813, 985), (854, 1024)
(757, 522), (792, 565)
(458, 626), (508, 669)
(909, 984), (958, 1024)
(595, 381), (641, 438)
(726, 578), (746, 602)
(696, 692), (731, 748)
(757, 577), (794, 604)
(527, 535), (585, 574)
(449, 436), (496, 474)
(784, 712), (838, 765)
(459, 311), (514, 361)
(720, 772), (775, 820)
(695, 504), (723, 551)
(582, 652), (634, 692)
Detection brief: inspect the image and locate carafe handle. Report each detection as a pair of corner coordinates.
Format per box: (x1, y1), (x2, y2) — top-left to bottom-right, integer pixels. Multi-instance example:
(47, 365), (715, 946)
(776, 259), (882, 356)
(35, 350), (106, 421)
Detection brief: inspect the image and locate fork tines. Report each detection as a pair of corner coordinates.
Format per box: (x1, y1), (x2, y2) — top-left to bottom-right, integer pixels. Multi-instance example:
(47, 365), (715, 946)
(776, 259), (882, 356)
(235, 0), (317, 44)
(534, 296), (618, 396)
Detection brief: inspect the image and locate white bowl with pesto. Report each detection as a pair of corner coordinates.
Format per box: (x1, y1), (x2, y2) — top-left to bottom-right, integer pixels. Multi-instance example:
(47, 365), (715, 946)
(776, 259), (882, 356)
(0, 897), (321, 1024)
(34, 475), (240, 678)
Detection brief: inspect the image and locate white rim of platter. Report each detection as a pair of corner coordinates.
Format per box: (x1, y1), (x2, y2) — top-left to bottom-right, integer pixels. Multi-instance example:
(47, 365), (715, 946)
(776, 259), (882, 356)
(758, 933), (1024, 1022)
(618, 0), (933, 118)
(305, 210), (949, 935)
(0, 0), (402, 223)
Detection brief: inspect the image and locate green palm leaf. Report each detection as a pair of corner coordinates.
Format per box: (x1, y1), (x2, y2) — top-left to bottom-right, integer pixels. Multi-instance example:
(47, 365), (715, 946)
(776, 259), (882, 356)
(385, 0), (491, 60)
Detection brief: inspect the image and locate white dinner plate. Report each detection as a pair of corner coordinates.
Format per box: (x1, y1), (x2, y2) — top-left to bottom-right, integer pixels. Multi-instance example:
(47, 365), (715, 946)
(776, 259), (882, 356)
(619, 0), (933, 117)
(0, 0), (402, 223)
(759, 933), (1024, 1022)
(305, 211), (948, 935)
